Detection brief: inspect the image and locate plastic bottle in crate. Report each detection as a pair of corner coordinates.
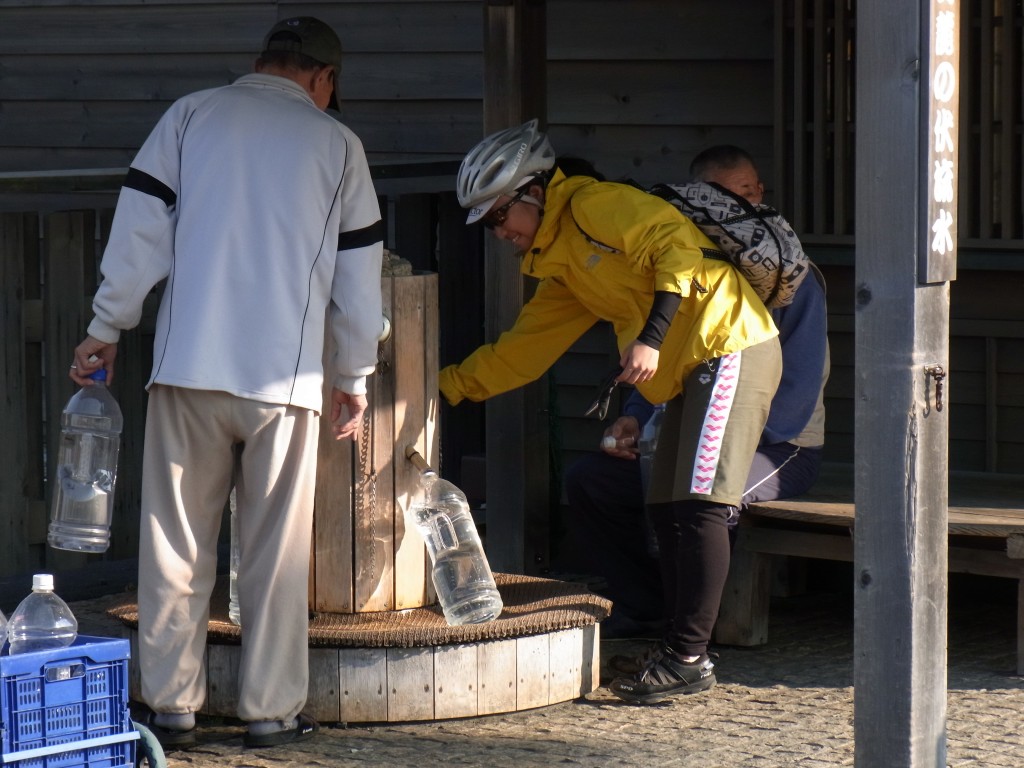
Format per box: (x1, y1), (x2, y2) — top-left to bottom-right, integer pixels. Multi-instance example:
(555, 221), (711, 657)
(48, 368), (123, 553)
(7, 574), (78, 654)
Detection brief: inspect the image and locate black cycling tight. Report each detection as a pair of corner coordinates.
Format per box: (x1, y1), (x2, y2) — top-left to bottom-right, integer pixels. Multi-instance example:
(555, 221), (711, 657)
(649, 499), (733, 657)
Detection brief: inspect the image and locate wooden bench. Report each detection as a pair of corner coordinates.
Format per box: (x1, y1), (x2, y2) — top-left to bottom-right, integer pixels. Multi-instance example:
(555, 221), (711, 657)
(716, 463), (1024, 673)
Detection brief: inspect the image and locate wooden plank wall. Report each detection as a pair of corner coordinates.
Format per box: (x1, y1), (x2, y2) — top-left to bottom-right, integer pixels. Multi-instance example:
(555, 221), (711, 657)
(0, 0), (774, 180)
(545, 0), (776, 186)
(0, 0), (483, 172)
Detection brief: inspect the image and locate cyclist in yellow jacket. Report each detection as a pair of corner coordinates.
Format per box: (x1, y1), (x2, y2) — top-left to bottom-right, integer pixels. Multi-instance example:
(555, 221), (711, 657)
(441, 119), (781, 704)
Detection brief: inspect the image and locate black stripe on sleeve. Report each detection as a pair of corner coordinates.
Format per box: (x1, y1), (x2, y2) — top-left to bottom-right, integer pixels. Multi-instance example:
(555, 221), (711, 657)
(636, 290), (682, 350)
(337, 220), (384, 252)
(123, 168), (177, 208)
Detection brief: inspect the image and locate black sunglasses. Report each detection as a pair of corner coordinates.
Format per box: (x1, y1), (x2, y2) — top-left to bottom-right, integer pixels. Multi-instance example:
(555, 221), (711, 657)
(481, 187), (529, 230)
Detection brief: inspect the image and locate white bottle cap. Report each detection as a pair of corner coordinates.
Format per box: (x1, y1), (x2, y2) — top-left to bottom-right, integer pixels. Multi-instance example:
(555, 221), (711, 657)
(33, 573), (55, 591)
(600, 436), (617, 450)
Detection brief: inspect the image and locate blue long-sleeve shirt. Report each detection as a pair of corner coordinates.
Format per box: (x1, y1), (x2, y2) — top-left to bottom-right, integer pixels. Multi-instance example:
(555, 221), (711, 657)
(624, 266), (829, 447)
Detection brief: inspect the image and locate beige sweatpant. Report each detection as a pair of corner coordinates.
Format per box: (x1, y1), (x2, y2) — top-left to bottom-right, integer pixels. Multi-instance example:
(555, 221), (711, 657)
(137, 385), (318, 723)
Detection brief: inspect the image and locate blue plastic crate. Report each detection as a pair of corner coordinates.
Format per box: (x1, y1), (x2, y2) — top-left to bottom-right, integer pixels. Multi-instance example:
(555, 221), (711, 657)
(2, 733), (135, 768)
(1, 636), (134, 766)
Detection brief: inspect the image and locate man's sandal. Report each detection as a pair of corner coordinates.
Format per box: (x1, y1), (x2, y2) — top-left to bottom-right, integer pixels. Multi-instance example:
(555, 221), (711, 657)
(243, 713), (319, 748)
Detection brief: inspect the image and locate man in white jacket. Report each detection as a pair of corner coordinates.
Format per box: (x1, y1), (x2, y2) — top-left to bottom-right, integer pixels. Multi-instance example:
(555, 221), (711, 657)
(69, 17), (383, 749)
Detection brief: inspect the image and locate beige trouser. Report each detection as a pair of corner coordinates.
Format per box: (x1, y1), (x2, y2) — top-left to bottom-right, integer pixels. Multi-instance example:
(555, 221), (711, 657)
(137, 385), (318, 722)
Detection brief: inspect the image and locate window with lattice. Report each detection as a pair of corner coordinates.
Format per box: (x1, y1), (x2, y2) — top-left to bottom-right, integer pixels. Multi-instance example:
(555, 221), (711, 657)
(775, 0), (1024, 250)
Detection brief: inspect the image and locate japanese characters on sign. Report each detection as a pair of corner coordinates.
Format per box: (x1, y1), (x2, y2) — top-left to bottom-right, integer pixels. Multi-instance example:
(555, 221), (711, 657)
(924, 0), (959, 283)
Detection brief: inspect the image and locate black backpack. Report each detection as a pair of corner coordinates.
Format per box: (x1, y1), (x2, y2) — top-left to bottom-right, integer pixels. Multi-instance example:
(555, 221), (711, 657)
(650, 181), (810, 308)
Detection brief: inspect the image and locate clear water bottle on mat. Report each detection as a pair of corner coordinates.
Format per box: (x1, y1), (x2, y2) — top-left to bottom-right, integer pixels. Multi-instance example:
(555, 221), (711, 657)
(48, 368), (123, 553)
(7, 574), (78, 654)
(405, 446), (503, 625)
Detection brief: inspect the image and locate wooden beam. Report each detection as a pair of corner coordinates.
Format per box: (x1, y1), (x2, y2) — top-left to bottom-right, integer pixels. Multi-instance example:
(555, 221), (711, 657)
(481, 0), (548, 574)
(854, 1), (959, 764)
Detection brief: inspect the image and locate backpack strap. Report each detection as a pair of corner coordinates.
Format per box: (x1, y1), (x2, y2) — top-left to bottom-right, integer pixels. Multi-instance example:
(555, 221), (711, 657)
(651, 181), (788, 306)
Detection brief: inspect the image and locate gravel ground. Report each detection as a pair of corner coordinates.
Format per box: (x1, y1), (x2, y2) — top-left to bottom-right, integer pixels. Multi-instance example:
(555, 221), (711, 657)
(65, 574), (1024, 768)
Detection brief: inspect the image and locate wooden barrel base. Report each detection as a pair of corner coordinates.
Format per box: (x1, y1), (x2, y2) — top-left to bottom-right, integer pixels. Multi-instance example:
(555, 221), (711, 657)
(108, 573), (611, 723)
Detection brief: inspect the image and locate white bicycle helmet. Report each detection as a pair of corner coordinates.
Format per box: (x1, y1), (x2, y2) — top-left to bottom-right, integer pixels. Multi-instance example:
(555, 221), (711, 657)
(457, 118), (556, 224)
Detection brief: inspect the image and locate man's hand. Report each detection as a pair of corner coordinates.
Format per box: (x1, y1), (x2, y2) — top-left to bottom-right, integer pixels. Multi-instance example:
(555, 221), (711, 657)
(330, 388), (368, 440)
(601, 415), (641, 459)
(70, 337), (118, 386)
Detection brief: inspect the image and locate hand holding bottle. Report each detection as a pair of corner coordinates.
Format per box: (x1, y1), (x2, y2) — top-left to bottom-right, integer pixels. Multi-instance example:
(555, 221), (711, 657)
(599, 416), (641, 458)
(70, 338), (118, 386)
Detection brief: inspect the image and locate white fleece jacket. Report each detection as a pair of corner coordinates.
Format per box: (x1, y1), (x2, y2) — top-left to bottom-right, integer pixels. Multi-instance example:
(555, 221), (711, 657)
(89, 73), (384, 412)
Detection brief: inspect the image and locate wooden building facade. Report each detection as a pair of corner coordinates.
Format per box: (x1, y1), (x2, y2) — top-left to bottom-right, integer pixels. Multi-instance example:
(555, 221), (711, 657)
(1, 0), (1022, 577)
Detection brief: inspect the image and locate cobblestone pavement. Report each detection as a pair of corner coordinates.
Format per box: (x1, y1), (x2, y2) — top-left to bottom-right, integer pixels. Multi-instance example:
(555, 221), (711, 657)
(70, 581), (1024, 768)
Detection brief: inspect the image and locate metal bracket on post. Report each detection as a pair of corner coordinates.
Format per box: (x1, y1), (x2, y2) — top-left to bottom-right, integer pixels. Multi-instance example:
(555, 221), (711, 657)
(924, 364), (946, 412)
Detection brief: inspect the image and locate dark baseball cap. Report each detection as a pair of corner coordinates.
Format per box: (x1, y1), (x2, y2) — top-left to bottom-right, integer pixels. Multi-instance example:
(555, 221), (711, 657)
(262, 17), (342, 69)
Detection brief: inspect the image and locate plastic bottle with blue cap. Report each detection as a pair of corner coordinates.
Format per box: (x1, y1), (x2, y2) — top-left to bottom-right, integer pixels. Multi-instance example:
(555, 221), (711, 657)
(48, 368), (123, 553)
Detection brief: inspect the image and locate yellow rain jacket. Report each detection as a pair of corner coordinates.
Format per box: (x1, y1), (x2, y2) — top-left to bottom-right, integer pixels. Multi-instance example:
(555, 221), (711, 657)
(439, 171), (778, 406)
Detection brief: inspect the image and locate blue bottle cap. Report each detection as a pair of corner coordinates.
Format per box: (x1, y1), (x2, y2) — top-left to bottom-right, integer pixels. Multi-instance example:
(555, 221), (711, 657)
(89, 369), (108, 382)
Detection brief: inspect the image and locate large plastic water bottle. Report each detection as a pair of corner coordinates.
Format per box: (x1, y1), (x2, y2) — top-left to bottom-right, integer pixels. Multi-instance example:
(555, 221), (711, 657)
(7, 574), (78, 654)
(48, 369), (123, 553)
(405, 447), (502, 625)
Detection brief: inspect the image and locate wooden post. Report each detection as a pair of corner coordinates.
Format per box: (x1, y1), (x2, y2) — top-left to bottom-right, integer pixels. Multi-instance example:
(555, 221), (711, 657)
(854, 1), (958, 764)
(310, 273), (438, 614)
(482, 0), (549, 574)
(0, 214), (32, 577)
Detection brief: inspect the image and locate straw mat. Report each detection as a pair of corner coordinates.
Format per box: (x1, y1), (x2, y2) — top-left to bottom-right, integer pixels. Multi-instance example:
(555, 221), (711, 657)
(107, 572), (612, 649)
